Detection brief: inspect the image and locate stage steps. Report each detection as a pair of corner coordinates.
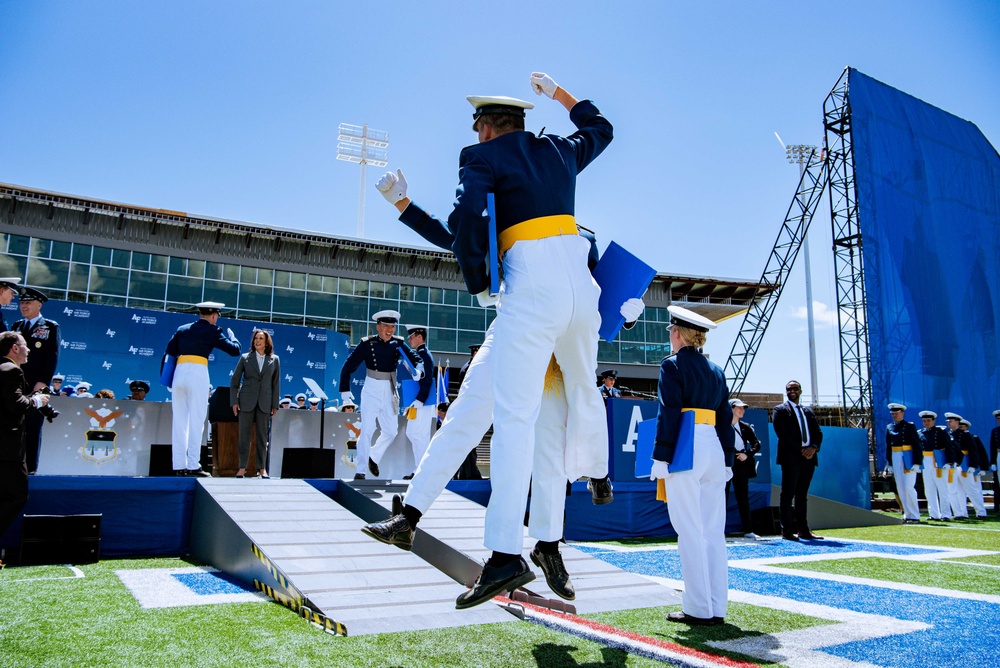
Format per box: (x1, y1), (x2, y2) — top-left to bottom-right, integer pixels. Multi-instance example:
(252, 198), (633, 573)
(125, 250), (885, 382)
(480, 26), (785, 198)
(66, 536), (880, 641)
(191, 478), (680, 636)
(339, 480), (680, 615)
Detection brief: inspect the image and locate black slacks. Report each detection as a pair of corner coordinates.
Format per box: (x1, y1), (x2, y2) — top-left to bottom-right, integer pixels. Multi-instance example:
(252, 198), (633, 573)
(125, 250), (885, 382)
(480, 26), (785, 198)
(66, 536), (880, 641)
(779, 457), (816, 535)
(0, 457), (29, 536)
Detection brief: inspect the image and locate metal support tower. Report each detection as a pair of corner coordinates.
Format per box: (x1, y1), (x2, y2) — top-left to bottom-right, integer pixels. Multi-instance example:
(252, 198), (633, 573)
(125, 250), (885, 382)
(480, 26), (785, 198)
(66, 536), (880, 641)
(823, 68), (873, 430)
(723, 149), (828, 394)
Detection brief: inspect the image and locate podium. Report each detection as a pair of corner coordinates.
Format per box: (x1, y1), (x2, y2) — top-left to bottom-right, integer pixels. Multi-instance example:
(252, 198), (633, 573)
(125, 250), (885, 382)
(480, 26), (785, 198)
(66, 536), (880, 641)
(211, 422), (260, 477)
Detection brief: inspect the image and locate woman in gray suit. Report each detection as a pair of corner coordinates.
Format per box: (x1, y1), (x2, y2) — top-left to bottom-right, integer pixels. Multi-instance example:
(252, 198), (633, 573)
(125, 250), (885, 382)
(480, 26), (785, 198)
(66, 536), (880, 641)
(230, 330), (280, 478)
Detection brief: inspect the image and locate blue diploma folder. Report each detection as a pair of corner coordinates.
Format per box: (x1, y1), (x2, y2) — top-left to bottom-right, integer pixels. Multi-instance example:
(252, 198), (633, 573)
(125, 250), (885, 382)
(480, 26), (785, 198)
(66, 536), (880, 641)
(400, 378), (439, 408)
(593, 242), (656, 342)
(487, 193), (500, 295)
(159, 354), (176, 388)
(634, 411), (695, 478)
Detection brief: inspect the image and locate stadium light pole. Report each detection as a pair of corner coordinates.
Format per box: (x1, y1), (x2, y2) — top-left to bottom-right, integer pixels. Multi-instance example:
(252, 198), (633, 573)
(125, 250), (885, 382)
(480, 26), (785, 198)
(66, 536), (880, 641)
(337, 123), (389, 238)
(786, 143), (821, 407)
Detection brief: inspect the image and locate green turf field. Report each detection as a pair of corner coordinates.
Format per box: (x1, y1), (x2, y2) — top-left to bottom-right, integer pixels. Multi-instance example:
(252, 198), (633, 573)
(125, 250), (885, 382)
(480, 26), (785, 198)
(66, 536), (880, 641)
(1, 518), (997, 667)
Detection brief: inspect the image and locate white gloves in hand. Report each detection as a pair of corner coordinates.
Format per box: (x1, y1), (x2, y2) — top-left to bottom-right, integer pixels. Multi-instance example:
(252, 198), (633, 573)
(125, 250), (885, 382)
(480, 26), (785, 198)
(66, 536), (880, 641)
(724, 467), (733, 482)
(650, 460), (670, 481)
(476, 290), (499, 308)
(620, 297), (645, 322)
(529, 72), (558, 98)
(376, 169), (408, 205)
(413, 363), (425, 381)
(886, 465), (894, 476)
(911, 465), (921, 473)
(227, 328), (236, 340)
(341, 391), (354, 405)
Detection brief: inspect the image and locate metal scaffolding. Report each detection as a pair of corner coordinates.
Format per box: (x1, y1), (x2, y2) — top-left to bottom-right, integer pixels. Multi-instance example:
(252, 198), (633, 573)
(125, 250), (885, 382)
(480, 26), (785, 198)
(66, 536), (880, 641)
(823, 68), (873, 430)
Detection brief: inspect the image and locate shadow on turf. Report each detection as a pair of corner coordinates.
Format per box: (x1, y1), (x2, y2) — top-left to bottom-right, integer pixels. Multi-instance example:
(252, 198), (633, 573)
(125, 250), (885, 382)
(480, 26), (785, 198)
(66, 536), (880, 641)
(532, 643), (628, 667)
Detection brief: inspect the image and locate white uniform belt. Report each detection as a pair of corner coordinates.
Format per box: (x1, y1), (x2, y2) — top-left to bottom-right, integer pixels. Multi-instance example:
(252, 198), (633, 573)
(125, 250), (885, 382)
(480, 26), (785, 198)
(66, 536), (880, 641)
(366, 370), (395, 381)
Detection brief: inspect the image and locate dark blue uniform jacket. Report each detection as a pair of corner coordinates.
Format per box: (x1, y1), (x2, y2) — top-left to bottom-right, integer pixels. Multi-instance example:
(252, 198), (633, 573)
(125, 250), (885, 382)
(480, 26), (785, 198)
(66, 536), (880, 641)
(165, 319), (241, 360)
(654, 346), (735, 467)
(412, 344), (434, 404)
(339, 335), (423, 392)
(400, 100), (612, 295)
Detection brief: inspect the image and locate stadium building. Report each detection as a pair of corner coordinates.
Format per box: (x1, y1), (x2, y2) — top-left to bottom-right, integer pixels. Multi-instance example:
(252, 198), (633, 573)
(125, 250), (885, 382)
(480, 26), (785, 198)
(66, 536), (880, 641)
(0, 182), (769, 389)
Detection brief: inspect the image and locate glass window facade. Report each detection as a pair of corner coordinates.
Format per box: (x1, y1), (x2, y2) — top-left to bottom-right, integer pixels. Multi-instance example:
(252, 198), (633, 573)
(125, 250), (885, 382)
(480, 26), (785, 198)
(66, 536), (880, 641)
(1, 233), (668, 363)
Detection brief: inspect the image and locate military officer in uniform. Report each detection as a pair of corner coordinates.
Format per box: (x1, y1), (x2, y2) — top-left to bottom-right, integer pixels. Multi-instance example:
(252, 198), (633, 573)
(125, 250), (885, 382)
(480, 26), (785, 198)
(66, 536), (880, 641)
(650, 306), (735, 626)
(957, 418), (988, 518)
(294, 393), (308, 409)
(885, 403), (921, 523)
(0, 278), (21, 332)
(944, 412), (973, 519)
(917, 410), (953, 521)
(370, 72), (612, 607)
(401, 325), (436, 477)
(991, 409), (1000, 514)
(126, 380), (150, 401)
(599, 369), (621, 400)
(339, 310), (424, 480)
(162, 301), (241, 476)
(11, 287), (60, 474)
(50, 373), (65, 395)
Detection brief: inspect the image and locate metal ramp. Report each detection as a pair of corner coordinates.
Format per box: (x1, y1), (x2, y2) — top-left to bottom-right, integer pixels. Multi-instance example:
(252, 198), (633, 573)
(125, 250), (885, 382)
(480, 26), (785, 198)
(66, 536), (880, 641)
(191, 478), (679, 636)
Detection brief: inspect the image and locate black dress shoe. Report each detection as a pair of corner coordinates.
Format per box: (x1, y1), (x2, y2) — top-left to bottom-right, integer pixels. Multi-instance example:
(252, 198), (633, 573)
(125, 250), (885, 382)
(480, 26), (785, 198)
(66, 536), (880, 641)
(187, 468), (211, 478)
(587, 476), (614, 505)
(361, 514), (415, 551)
(529, 548), (575, 601)
(666, 611), (718, 626)
(368, 459), (380, 478)
(402, 474), (414, 480)
(711, 617), (725, 625)
(798, 532), (824, 540)
(781, 533), (800, 541)
(174, 469), (187, 476)
(353, 473), (366, 480)
(456, 557), (535, 609)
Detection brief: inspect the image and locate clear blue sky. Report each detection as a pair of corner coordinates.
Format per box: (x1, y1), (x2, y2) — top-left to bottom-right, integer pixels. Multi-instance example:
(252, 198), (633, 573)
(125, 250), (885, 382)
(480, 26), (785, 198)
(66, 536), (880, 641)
(2, 1), (998, 403)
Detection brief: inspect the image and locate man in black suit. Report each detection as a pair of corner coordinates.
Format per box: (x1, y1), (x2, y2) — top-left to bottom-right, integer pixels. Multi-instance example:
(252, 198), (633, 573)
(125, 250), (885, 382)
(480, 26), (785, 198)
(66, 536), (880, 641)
(11, 287), (60, 474)
(772, 380), (824, 541)
(0, 332), (51, 548)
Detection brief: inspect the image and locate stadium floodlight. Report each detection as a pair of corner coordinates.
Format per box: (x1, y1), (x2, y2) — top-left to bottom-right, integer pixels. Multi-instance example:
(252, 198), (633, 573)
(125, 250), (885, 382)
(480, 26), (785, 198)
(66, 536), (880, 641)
(337, 123), (389, 238)
(785, 142), (822, 407)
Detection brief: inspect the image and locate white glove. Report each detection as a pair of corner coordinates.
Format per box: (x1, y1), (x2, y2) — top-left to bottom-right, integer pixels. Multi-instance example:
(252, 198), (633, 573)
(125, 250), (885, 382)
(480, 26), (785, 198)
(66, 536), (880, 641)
(911, 465), (921, 473)
(529, 72), (558, 98)
(724, 467), (733, 482)
(942, 463), (952, 469)
(412, 363), (425, 381)
(886, 465), (894, 476)
(409, 400), (421, 411)
(376, 169), (408, 205)
(476, 290), (499, 308)
(227, 328), (236, 340)
(340, 391), (354, 405)
(992, 465), (997, 472)
(619, 297), (645, 322)
(650, 460), (670, 481)
(31, 395), (47, 409)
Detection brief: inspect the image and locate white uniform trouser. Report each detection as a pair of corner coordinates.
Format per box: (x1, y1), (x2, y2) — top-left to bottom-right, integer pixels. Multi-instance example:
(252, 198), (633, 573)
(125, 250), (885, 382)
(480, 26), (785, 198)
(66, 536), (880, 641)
(959, 469), (986, 516)
(891, 449), (920, 520)
(405, 321), (570, 544)
(947, 467), (968, 518)
(405, 403), (437, 469)
(664, 424), (728, 620)
(171, 362), (209, 471)
(487, 235), (607, 555)
(359, 378), (398, 471)
(921, 453), (944, 519)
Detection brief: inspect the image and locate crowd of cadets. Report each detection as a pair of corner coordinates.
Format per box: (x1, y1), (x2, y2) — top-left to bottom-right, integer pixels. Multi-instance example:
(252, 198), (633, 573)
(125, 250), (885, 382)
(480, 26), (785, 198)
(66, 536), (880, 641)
(885, 403), (1000, 520)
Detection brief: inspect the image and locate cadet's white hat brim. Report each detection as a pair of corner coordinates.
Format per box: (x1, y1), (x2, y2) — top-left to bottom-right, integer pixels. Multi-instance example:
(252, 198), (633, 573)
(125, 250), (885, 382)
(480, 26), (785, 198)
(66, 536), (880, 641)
(888, 403), (906, 411)
(196, 301), (226, 310)
(919, 411), (937, 419)
(944, 412), (962, 421)
(466, 95), (534, 111)
(372, 310), (401, 323)
(667, 305), (716, 332)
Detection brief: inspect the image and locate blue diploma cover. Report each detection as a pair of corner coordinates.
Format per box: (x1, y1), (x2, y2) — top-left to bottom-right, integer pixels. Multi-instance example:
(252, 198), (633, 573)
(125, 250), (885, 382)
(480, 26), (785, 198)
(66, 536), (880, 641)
(633, 411), (695, 478)
(900, 447), (914, 471)
(487, 193), (500, 295)
(400, 378), (439, 408)
(159, 354), (176, 388)
(933, 450), (946, 469)
(592, 242), (656, 343)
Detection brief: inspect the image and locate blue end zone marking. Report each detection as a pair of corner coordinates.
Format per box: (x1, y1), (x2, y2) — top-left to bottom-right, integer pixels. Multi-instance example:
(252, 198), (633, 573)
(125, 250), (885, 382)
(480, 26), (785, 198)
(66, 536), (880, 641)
(172, 571), (255, 596)
(578, 540), (999, 668)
